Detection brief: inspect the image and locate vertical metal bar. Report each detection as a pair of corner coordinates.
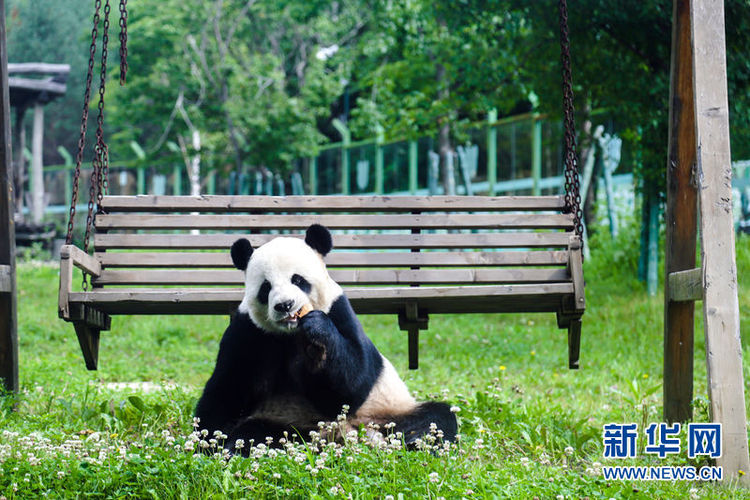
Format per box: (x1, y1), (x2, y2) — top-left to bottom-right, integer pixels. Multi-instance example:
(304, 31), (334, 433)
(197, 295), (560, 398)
(408, 140), (417, 194)
(375, 129), (384, 195)
(531, 115), (542, 195)
(207, 170), (216, 195)
(308, 156), (317, 195)
(487, 109), (497, 196)
(647, 194), (659, 296)
(173, 165), (181, 196)
(136, 166), (145, 194)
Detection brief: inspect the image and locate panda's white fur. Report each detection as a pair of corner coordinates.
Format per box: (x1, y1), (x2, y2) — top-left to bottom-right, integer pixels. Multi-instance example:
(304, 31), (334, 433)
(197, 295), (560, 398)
(238, 237), (342, 333)
(237, 235), (416, 425)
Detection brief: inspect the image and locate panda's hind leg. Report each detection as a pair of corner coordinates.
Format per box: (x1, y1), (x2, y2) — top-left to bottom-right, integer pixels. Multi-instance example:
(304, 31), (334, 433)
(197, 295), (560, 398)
(226, 418), (313, 455)
(390, 401), (457, 447)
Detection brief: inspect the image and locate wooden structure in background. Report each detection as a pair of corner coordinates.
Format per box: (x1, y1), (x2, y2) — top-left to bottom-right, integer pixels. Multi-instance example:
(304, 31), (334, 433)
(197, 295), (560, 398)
(58, 194), (585, 371)
(7, 62), (68, 223)
(0, 0), (19, 394)
(664, 0), (750, 483)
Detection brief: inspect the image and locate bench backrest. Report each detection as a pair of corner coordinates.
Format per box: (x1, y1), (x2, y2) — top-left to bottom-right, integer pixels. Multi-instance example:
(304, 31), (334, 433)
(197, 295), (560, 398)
(91, 194), (577, 312)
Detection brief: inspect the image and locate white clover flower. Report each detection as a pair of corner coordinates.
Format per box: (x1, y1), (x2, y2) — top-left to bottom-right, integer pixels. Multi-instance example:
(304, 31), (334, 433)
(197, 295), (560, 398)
(689, 488), (699, 500)
(235, 439), (245, 450)
(272, 473), (281, 479)
(556, 495), (565, 500)
(385, 496), (395, 500)
(428, 472), (440, 483)
(184, 441), (195, 452)
(564, 446), (574, 456)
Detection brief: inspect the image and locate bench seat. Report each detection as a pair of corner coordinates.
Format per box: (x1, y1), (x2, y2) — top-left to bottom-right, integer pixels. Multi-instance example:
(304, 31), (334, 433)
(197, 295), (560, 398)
(58, 194), (585, 371)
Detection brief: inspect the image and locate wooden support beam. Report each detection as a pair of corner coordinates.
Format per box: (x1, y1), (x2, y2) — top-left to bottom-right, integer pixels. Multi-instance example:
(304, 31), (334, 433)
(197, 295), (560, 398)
(0, 0), (18, 394)
(691, 0), (750, 483)
(664, 0), (699, 426)
(398, 301), (428, 370)
(667, 268), (702, 302)
(0, 265), (10, 293)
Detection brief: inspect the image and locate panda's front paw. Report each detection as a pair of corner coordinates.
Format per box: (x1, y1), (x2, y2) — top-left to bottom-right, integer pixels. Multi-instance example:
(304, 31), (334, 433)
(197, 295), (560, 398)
(298, 310), (331, 339)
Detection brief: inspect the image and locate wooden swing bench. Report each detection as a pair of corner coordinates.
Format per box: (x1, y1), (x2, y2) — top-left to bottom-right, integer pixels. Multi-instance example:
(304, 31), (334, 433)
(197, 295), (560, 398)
(58, 194), (585, 371)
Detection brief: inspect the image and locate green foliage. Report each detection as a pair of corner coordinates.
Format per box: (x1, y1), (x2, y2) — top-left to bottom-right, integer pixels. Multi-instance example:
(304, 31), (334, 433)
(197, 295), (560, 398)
(346, 0), (528, 140)
(511, 0), (750, 192)
(107, 0), (364, 176)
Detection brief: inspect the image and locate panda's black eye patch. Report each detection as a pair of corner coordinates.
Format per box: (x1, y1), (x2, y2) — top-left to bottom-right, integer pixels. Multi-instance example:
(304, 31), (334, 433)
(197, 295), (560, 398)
(291, 274), (311, 293)
(257, 280), (271, 305)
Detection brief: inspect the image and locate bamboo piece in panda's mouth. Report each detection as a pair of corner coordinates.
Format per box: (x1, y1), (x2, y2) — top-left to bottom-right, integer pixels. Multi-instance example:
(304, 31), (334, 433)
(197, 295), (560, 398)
(295, 303), (313, 318)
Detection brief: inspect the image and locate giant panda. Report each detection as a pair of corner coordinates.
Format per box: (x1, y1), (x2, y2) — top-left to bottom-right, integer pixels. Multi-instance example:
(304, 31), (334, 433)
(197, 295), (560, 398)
(195, 224), (457, 452)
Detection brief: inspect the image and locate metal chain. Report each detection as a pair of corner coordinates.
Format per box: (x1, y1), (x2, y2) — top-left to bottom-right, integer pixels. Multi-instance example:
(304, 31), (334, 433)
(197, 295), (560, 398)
(65, 0), (101, 245)
(558, 0), (584, 245)
(118, 0), (128, 85)
(82, 0), (111, 291)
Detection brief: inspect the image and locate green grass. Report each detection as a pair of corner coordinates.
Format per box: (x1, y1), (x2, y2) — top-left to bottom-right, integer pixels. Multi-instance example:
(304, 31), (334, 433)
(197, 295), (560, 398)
(2, 229), (750, 498)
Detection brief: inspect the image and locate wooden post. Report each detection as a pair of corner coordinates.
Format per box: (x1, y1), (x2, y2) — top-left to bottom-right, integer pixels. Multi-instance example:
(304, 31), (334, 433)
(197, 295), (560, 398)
(13, 106), (25, 216)
(0, 0), (19, 394)
(31, 102), (44, 224)
(691, 0), (750, 482)
(664, 0), (698, 424)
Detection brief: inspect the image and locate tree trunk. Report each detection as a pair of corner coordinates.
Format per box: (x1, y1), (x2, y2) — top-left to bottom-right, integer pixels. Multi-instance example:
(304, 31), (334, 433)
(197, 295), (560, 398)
(189, 129), (201, 197)
(436, 62), (454, 195)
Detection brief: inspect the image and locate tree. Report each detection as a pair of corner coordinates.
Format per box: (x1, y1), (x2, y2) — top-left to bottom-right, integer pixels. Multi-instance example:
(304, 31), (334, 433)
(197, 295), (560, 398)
(107, 0), (368, 183)
(343, 0), (529, 191)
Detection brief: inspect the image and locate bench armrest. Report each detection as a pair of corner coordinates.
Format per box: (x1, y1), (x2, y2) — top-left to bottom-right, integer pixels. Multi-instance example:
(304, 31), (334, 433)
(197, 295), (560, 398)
(59, 245), (101, 320)
(60, 244), (101, 276)
(568, 236), (585, 312)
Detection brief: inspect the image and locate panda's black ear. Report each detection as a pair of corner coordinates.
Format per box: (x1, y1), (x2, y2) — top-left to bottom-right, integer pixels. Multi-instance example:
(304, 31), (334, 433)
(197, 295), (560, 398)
(305, 224), (333, 256)
(230, 238), (253, 270)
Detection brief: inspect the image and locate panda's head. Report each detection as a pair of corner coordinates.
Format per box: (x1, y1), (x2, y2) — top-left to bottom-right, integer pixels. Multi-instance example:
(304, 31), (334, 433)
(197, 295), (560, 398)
(232, 224), (343, 334)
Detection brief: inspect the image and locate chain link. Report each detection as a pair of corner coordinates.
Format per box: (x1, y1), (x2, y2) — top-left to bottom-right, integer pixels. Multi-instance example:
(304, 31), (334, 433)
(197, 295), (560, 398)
(65, 0), (101, 246)
(119, 0), (128, 85)
(558, 0), (584, 248)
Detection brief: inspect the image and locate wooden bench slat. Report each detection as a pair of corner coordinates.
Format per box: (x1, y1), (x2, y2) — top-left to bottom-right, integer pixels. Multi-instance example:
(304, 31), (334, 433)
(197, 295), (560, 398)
(93, 268), (571, 286)
(94, 232), (572, 250)
(97, 250), (570, 268)
(100, 194), (566, 212)
(95, 213), (575, 231)
(68, 282), (574, 315)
